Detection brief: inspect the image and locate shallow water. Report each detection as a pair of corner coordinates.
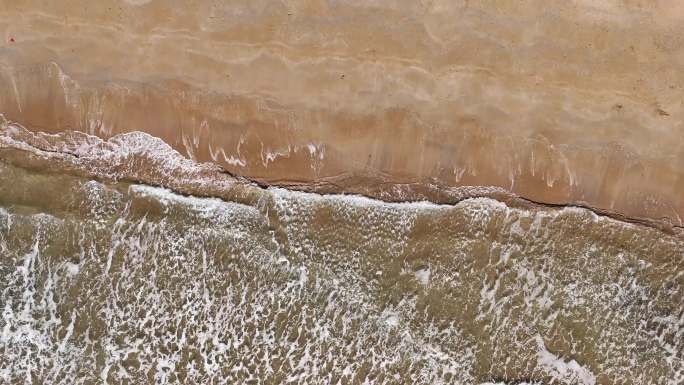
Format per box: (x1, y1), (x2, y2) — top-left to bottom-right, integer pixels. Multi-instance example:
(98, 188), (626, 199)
(0, 143), (683, 384)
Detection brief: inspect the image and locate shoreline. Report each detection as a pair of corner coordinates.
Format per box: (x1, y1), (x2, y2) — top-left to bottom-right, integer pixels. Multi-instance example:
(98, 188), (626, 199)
(2, 117), (681, 240)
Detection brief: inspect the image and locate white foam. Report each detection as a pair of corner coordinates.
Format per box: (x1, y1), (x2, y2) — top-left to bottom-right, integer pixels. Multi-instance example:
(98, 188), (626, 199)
(384, 314), (400, 327)
(63, 262), (80, 276)
(414, 268), (430, 286)
(535, 335), (596, 385)
(269, 186), (454, 211)
(129, 184), (258, 219)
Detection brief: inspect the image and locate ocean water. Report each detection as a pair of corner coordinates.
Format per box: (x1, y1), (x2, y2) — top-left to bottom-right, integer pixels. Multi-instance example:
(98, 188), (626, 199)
(0, 126), (682, 384)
